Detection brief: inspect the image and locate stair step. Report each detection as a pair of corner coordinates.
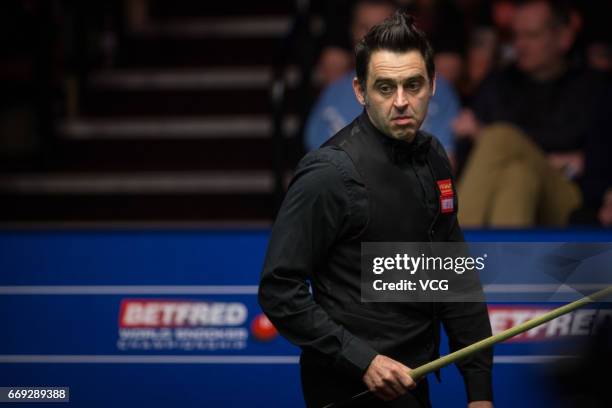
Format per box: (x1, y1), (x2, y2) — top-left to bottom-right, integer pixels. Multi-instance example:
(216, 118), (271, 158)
(0, 170), (288, 221)
(80, 88), (301, 117)
(148, 1), (293, 18)
(0, 193), (276, 221)
(89, 67), (300, 90)
(88, 67), (299, 90)
(59, 116), (299, 139)
(0, 171), (278, 194)
(120, 36), (283, 67)
(137, 16), (291, 38)
(46, 138), (300, 171)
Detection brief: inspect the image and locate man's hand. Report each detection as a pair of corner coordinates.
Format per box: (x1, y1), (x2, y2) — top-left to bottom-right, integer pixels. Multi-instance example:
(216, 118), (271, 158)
(452, 108), (482, 140)
(362, 354), (415, 401)
(468, 401), (493, 408)
(547, 151), (584, 179)
(598, 188), (612, 226)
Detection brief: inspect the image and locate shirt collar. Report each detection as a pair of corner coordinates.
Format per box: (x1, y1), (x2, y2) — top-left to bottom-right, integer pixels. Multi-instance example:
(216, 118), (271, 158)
(357, 110), (431, 162)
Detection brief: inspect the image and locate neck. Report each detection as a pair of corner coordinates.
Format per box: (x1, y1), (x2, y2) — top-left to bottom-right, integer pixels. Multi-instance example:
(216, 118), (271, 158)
(529, 59), (567, 82)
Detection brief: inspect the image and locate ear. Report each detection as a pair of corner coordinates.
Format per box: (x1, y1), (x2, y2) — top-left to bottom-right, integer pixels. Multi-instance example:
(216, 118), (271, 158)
(352, 77), (366, 106)
(558, 27), (575, 54)
(431, 73), (437, 96)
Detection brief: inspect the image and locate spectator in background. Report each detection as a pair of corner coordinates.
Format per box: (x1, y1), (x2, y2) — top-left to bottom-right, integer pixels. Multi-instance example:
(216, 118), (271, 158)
(398, 0), (468, 86)
(316, 0), (467, 87)
(599, 191), (612, 227)
(573, 86), (612, 227)
(459, 0), (516, 99)
(573, 0), (612, 74)
(316, 0), (393, 86)
(306, 0), (460, 162)
(452, 0), (610, 227)
(306, 0), (396, 143)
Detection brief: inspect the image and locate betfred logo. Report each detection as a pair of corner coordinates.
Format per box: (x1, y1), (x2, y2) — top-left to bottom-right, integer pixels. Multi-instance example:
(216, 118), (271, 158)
(488, 305), (612, 342)
(119, 299), (248, 328)
(437, 179), (453, 197)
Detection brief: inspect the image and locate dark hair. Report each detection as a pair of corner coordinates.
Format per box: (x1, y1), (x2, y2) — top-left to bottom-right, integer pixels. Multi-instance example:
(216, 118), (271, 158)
(516, 0), (572, 28)
(355, 11), (435, 88)
(351, 0), (397, 22)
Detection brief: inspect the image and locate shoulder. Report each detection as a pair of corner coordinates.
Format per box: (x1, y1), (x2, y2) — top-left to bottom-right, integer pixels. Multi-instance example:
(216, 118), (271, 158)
(422, 130), (453, 171)
(292, 146), (359, 192)
(475, 66), (517, 94)
(317, 72), (357, 104)
(430, 75), (460, 115)
(433, 75), (458, 98)
(297, 145), (350, 167)
(570, 67), (612, 97)
(285, 146), (365, 226)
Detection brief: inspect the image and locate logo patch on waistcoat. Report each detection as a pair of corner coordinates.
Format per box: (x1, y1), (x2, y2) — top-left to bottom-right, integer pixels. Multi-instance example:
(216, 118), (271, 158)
(437, 179), (454, 214)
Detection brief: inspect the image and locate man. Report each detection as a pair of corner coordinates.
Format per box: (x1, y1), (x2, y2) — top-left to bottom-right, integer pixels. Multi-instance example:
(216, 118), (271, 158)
(259, 12), (493, 408)
(316, 0), (395, 86)
(306, 0), (461, 164)
(453, 0), (609, 227)
(306, 0), (397, 148)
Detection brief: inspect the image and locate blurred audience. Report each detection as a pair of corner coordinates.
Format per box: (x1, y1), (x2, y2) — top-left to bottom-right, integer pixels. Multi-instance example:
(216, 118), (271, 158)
(315, 0), (395, 86)
(459, 0), (516, 99)
(572, 86), (612, 227)
(400, 0), (468, 86)
(315, 0), (467, 86)
(577, 1), (612, 74)
(452, 0), (610, 227)
(3, 0), (611, 227)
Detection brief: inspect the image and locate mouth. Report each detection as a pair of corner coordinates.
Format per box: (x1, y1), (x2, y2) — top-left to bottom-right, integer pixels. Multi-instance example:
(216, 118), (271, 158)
(391, 117), (415, 126)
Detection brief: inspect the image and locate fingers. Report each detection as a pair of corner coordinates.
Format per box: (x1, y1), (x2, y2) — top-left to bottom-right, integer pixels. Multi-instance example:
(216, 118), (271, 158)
(368, 370), (413, 401)
(364, 377), (398, 401)
(397, 369), (416, 390)
(452, 108), (481, 139)
(362, 355), (416, 401)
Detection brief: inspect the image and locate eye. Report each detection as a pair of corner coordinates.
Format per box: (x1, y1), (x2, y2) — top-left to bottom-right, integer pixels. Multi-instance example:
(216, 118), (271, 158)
(378, 84), (394, 94)
(406, 80), (422, 92)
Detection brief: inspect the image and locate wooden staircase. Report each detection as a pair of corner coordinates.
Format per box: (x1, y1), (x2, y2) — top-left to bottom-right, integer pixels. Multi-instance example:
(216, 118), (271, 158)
(1, 0), (311, 223)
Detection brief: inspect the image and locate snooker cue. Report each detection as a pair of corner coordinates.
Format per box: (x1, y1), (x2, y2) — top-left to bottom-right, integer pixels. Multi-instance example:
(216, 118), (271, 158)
(323, 285), (612, 408)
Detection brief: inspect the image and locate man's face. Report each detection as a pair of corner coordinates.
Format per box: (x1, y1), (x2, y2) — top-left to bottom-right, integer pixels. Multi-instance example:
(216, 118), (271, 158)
(353, 49), (434, 142)
(512, 2), (571, 76)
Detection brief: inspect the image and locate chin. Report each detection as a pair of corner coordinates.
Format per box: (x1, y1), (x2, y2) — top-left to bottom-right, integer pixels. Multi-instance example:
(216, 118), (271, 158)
(395, 127), (416, 140)
(517, 60), (536, 73)
(394, 132), (416, 142)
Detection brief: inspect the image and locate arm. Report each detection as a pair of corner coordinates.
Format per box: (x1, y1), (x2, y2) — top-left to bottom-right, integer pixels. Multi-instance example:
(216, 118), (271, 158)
(469, 402), (493, 408)
(452, 74), (501, 141)
(441, 217), (494, 403)
(258, 149), (378, 378)
(439, 295), (494, 404)
(428, 151), (493, 403)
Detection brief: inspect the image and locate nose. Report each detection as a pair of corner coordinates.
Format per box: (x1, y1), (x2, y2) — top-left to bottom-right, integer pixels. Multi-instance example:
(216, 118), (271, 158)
(393, 88), (408, 110)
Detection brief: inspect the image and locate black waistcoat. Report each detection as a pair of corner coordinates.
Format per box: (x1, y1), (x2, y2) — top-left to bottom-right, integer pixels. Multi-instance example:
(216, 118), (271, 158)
(315, 113), (459, 368)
